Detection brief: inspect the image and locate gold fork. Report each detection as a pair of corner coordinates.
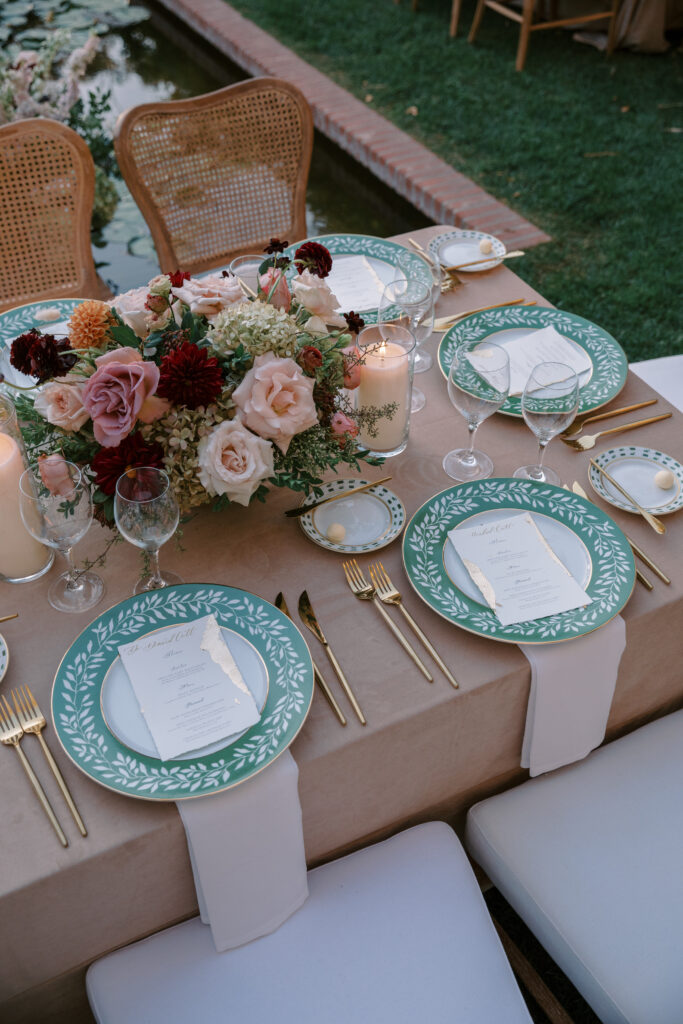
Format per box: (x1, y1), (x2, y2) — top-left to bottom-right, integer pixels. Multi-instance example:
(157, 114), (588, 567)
(369, 562), (459, 689)
(560, 413), (672, 452)
(560, 399), (657, 438)
(12, 685), (87, 836)
(342, 560), (433, 682)
(0, 695), (68, 847)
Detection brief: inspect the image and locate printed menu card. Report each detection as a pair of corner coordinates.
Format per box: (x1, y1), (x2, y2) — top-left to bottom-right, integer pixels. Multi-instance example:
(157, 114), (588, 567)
(118, 614), (260, 761)
(447, 512), (591, 626)
(496, 325), (593, 395)
(325, 255), (387, 311)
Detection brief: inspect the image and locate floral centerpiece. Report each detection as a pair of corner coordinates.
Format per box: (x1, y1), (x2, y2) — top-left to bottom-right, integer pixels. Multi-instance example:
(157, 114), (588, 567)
(6, 241), (391, 523)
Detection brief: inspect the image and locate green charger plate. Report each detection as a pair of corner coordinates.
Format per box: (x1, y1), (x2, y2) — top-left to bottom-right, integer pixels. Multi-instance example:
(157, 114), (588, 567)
(438, 305), (627, 418)
(52, 584), (314, 800)
(402, 479), (635, 644)
(283, 233), (431, 322)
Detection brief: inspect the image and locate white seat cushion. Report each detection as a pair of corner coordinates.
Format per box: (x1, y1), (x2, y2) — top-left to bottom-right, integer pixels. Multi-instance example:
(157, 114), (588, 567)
(87, 822), (531, 1024)
(466, 710), (683, 1024)
(630, 356), (683, 412)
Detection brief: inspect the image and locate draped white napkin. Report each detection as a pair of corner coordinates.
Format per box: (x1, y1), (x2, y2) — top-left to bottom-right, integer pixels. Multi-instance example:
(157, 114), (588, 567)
(520, 615), (626, 777)
(177, 750), (308, 951)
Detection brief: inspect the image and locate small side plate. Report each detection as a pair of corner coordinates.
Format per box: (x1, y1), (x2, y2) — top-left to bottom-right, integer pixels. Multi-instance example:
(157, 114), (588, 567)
(589, 447), (683, 515)
(0, 633), (8, 683)
(428, 229), (505, 273)
(298, 479), (406, 553)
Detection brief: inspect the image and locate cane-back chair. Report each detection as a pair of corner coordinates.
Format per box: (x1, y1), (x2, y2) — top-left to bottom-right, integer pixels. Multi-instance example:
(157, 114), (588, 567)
(114, 79), (314, 276)
(0, 119), (107, 313)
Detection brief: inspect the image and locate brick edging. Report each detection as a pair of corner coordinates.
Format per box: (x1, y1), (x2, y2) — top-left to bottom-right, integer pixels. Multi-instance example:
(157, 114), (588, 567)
(155, 0), (550, 249)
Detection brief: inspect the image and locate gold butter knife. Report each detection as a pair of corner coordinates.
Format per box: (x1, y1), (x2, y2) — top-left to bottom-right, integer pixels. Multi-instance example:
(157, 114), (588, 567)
(298, 591), (366, 726)
(443, 249), (525, 272)
(0, 613), (18, 624)
(275, 594), (346, 726)
(434, 299), (537, 332)
(285, 477), (393, 518)
(589, 460), (666, 535)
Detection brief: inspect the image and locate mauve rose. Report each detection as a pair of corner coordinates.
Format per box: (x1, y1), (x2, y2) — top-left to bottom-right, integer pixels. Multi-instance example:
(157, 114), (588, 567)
(197, 418), (274, 506)
(232, 353), (318, 454)
(291, 270), (345, 326)
(341, 345), (361, 390)
(38, 453), (74, 497)
(171, 275), (243, 317)
(82, 353), (160, 447)
(34, 377), (89, 431)
(330, 411), (358, 441)
(258, 268), (291, 311)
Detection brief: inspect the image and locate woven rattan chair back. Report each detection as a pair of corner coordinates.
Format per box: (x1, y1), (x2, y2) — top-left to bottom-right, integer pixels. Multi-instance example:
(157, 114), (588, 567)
(0, 119), (105, 313)
(114, 78), (314, 275)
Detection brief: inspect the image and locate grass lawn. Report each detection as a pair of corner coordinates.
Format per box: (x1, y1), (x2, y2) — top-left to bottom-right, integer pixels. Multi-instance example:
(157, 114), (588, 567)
(227, 0), (682, 361)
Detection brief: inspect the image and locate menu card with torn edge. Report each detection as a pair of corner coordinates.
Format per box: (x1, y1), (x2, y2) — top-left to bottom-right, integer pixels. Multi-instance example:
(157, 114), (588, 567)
(478, 324), (592, 396)
(447, 512), (592, 627)
(118, 613), (260, 761)
(325, 255), (388, 311)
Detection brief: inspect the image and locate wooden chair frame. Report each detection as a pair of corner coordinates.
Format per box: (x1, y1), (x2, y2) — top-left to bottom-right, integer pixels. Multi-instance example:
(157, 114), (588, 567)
(0, 119), (105, 313)
(114, 78), (314, 276)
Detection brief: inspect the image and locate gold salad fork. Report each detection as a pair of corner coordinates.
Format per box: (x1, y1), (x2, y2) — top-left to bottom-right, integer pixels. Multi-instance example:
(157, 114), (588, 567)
(560, 413), (672, 452)
(560, 399), (657, 438)
(13, 685), (87, 836)
(0, 695), (68, 847)
(342, 560), (433, 682)
(369, 562), (459, 689)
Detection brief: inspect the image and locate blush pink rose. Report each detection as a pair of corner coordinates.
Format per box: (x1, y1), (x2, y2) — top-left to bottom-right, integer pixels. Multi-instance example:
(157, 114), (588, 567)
(330, 411), (359, 442)
(34, 377), (89, 431)
(38, 453), (74, 497)
(82, 352), (160, 447)
(197, 417), (274, 506)
(232, 353), (318, 454)
(170, 275), (243, 317)
(341, 345), (361, 390)
(258, 268), (291, 311)
(291, 269), (345, 326)
(110, 286), (150, 339)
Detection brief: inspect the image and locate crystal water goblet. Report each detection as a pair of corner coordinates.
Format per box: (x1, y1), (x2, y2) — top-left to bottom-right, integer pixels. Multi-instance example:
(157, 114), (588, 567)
(513, 362), (579, 486)
(19, 460), (105, 613)
(396, 248), (442, 305)
(379, 278), (435, 413)
(114, 467), (183, 594)
(444, 341), (510, 481)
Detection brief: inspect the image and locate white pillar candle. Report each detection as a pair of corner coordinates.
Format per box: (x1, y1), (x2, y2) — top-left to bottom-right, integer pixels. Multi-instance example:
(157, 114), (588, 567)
(358, 341), (410, 451)
(0, 434), (50, 580)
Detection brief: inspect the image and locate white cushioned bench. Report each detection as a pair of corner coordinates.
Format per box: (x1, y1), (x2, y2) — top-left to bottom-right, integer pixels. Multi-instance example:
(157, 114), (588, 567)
(630, 355), (683, 413)
(466, 710), (683, 1024)
(87, 821), (532, 1024)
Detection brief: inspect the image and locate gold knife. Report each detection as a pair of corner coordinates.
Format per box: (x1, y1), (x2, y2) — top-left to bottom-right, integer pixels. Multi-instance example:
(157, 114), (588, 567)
(284, 477), (393, 518)
(571, 482), (655, 590)
(0, 613), (18, 624)
(298, 591), (366, 726)
(589, 460), (666, 535)
(433, 299), (537, 332)
(275, 593), (347, 726)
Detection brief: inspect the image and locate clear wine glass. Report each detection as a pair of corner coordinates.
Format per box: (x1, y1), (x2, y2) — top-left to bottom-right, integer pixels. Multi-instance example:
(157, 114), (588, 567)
(114, 467), (183, 594)
(19, 460), (105, 613)
(228, 254), (265, 297)
(379, 278), (435, 413)
(396, 248), (442, 305)
(444, 341), (510, 481)
(513, 362), (579, 486)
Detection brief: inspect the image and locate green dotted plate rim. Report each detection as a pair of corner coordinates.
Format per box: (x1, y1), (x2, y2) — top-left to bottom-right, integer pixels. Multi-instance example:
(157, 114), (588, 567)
(402, 478), (635, 645)
(0, 633), (8, 683)
(298, 478), (406, 553)
(437, 305), (628, 418)
(51, 584), (314, 801)
(589, 446), (683, 515)
(282, 233), (432, 323)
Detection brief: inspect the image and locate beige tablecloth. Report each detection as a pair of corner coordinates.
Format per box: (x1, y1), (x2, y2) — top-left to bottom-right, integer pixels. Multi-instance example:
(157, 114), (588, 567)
(2, 226), (683, 1023)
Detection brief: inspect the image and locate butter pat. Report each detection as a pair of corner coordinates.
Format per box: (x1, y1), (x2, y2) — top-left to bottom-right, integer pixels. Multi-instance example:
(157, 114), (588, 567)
(326, 523), (346, 543)
(654, 469), (675, 490)
(479, 238), (493, 255)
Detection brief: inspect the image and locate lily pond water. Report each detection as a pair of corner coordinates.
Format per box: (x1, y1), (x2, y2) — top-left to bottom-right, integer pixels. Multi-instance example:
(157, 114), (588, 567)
(81, 3), (429, 293)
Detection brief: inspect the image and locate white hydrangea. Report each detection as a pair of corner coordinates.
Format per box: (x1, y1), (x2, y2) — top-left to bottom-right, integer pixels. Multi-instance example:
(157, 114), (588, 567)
(207, 300), (299, 359)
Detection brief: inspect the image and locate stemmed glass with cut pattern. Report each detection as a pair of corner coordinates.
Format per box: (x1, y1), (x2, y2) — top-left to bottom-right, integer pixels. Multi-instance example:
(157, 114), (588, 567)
(114, 467), (183, 594)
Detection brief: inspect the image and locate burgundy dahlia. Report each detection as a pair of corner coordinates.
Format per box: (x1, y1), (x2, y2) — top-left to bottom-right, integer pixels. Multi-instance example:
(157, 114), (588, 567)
(156, 341), (224, 409)
(264, 237), (289, 254)
(10, 330), (77, 383)
(343, 311), (365, 335)
(294, 241), (332, 278)
(168, 269), (190, 288)
(91, 433), (164, 495)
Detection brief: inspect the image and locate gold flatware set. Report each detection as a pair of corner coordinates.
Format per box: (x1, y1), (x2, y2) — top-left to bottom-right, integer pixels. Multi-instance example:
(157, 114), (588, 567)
(560, 412), (672, 452)
(0, 686), (86, 847)
(560, 399), (658, 438)
(298, 590), (366, 726)
(433, 298), (537, 333)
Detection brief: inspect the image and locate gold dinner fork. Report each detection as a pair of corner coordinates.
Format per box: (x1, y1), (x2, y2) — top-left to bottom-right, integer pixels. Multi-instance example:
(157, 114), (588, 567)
(12, 685), (87, 836)
(342, 560), (433, 682)
(560, 413), (672, 452)
(0, 695), (68, 847)
(369, 562), (459, 689)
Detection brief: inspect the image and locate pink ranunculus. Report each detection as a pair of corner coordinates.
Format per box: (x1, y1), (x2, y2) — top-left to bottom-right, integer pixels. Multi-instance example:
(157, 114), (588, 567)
(330, 411), (359, 442)
(258, 268), (291, 311)
(341, 345), (361, 390)
(33, 377), (89, 431)
(197, 417), (274, 506)
(291, 269), (345, 326)
(232, 353), (318, 454)
(170, 275), (243, 317)
(82, 356), (160, 448)
(38, 453), (74, 497)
